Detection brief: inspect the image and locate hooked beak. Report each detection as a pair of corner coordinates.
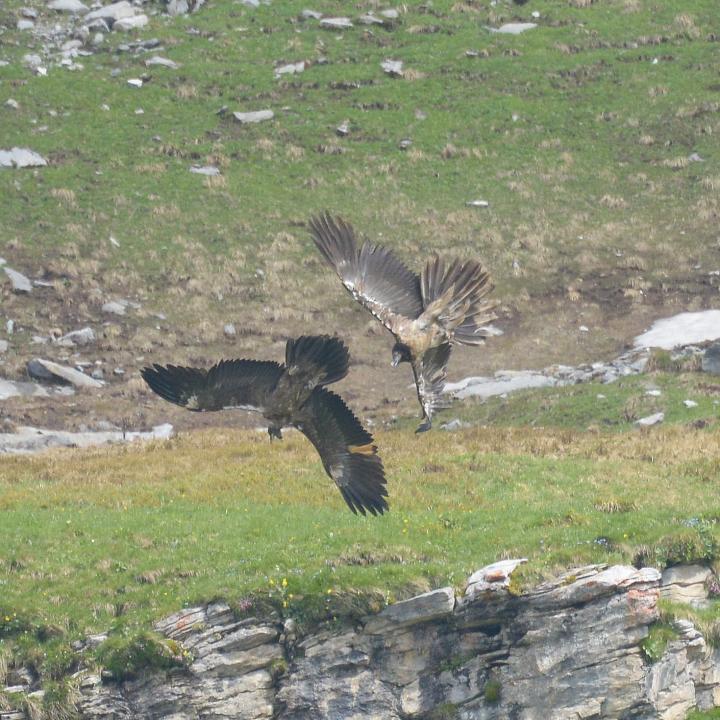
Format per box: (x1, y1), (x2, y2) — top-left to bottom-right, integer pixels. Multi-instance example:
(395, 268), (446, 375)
(391, 355), (400, 368)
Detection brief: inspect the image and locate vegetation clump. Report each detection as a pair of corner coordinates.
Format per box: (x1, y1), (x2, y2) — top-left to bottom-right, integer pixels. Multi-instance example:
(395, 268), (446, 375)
(640, 623), (678, 663)
(95, 631), (190, 681)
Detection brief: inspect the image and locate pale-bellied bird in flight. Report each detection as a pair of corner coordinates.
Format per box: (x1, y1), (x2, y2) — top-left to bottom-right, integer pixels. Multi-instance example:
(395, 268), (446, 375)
(310, 213), (496, 432)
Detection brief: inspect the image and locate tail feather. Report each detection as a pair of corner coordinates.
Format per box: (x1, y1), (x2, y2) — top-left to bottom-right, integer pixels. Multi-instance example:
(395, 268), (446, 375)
(421, 255), (496, 335)
(285, 335), (349, 386)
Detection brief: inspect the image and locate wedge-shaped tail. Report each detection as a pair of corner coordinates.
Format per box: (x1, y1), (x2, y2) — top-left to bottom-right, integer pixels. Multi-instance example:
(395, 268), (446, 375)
(298, 387), (388, 516)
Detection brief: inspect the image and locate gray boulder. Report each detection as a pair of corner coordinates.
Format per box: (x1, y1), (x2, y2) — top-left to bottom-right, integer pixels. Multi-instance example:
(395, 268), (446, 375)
(702, 342), (720, 375)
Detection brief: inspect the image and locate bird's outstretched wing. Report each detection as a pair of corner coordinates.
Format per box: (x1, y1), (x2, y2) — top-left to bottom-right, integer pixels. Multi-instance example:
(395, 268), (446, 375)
(285, 335), (349, 387)
(309, 213), (424, 333)
(411, 343), (453, 432)
(141, 360), (283, 413)
(296, 387), (388, 516)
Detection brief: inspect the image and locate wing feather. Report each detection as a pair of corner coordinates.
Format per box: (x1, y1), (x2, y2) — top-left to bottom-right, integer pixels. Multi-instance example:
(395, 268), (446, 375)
(310, 213), (424, 332)
(141, 359), (283, 412)
(296, 387), (388, 516)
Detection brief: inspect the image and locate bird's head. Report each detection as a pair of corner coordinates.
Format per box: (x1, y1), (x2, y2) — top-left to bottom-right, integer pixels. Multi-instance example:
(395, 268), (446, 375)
(391, 342), (412, 367)
(267, 425), (283, 442)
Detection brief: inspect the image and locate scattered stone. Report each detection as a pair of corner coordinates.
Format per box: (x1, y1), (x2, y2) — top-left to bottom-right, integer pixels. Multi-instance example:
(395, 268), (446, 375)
(683, 399), (698, 408)
(440, 418), (468, 431)
(398, 138), (412, 150)
(359, 13), (385, 26)
(0, 340), (8, 353)
(0, 148), (48, 169)
(233, 109), (274, 124)
(364, 587), (455, 634)
(335, 121), (350, 136)
(3, 267), (32, 293)
(0, 423), (173, 455)
(166, 0), (206, 15)
(113, 367), (125, 376)
(114, 14), (149, 31)
(688, 152), (704, 162)
(464, 558), (527, 602)
(702, 342), (720, 375)
(49, 0), (89, 13)
(102, 300), (126, 315)
(145, 56), (179, 69)
(27, 358), (104, 388)
(224, 323), (236, 337)
(466, 199), (489, 208)
(7, 320), (14, 334)
(127, 78), (143, 88)
(189, 165), (220, 175)
(84, 1), (136, 24)
(635, 412), (664, 427)
(17, 19), (35, 30)
(21, 7), (38, 18)
(661, 565), (713, 606)
(5, 99), (19, 110)
(381, 59), (404, 77)
(301, 9), (323, 20)
(645, 389), (662, 397)
(56, 327), (96, 347)
(446, 370), (556, 400)
(320, 17), (353, 30)
(274, 61), (305, 79)
(0, 379), (57, 401)
(381, 8), (399, 19)
(489, 22), (538, 34)
(91, 368), (104, 380)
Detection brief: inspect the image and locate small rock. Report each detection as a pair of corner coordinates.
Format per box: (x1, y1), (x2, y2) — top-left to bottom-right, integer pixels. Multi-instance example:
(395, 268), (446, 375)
(6, 320), (15, 334)
(579, 325), (589, 333)
(381, 8), (399, 19)
(274, 61), (305, 79)
(5, 99), (19, 110)
(3, 267), (32, 293)
(336, 121), (350, 137)
(0, 340), (8, 353)
(381, 59), (404, 77)
(49, 0), (89, 12)
(645, 389), (662, 397)
(320, 17), (353, 30)
(189, 165), (220, 175)
(359, 13), (385, 26)
(17, 19), (35, 30)
(113, 367), (125, 376)
(84, 1), (135, 24)
(127, 78), (143, 88)
(489, 22), (538, 34)
(398, 138), (412, 150)
(301, 9), (323, 20)
(683, 399), (698, 408)
(233, 109), (274, 124)
(145, 56), (179, 69)
(688, 152), (704, 163)
(56, 327), (96, 347)
(28, 358), (104, 388)
(102, 300), (127, 315)
(635, 412), (664, 427)
(91, 368), (104, 380)
(21, 7), (38, 18)
(223, 323), (236, 337)
(113, 14), (149, 31)
(0, 148), (48, 168)
(465, 200), (489, 208)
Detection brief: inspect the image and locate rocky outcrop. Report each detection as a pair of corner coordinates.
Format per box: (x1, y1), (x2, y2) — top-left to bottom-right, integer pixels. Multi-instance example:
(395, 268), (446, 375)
(46, 562), (718, 719)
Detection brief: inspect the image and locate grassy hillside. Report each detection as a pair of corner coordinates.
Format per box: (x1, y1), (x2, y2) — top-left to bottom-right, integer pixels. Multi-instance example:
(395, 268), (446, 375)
(1, 0), (720, 389)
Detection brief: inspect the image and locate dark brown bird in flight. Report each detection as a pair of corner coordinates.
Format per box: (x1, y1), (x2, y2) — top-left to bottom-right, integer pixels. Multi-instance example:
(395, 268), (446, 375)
(141, 335), (388, 516)
(310, 213), (496, 432)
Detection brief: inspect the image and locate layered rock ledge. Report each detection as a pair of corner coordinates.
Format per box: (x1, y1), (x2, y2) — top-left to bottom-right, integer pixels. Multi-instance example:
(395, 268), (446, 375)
(3, 562), (719, 719)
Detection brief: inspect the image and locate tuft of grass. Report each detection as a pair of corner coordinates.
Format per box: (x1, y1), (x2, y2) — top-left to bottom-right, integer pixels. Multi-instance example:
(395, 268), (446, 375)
(484, 678), (502, 703)
(95, 631), (190, 681)
(659, 599), (720, 648)
(640, 622), (678, 663)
